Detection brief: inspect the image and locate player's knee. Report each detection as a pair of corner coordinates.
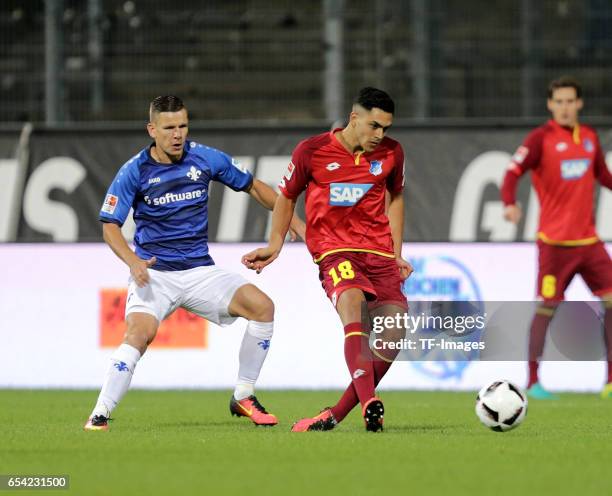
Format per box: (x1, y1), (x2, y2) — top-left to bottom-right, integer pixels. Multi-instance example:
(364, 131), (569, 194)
(254, 293), (274, 322)
(123, 332), (148, 354)
(229, 284), (275, 322)
(124, 322), (157, 354)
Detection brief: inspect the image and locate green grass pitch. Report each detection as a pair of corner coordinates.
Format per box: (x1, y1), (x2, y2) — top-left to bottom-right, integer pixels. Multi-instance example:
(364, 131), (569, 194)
(1, 390), (611, 495)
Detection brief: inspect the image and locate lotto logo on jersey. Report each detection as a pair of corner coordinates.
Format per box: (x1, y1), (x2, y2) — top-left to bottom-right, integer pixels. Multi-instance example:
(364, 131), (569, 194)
(560, 159), (589, 180)
(101, 194), (118, 214)
(329, 183), (373, 206)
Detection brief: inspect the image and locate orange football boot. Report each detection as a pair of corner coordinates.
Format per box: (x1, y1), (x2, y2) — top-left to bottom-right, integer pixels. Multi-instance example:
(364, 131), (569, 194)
(83, 415), (111, 431)
(291, 407), (337, 432)
(229, 395), (278, 426)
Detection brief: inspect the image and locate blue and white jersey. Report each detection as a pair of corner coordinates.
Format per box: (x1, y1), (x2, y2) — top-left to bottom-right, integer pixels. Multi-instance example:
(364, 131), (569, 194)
(99, 140), (253, 271)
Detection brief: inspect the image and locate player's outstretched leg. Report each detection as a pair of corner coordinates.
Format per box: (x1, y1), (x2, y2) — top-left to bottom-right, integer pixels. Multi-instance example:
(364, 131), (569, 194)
(227, 284), (278, 426)
(84, 313), (157, 431)
(601, 298), (612, 398)
(291, 302), (404, 432)
(527, 305), (559, 400)
(291, 353), (391, 432)
(291, 407), (338, 432)
(83, 342), (139, 431)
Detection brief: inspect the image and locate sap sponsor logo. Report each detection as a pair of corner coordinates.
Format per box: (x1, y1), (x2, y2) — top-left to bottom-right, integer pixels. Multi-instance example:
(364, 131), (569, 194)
(561, 159), (589, 180)
(369, 160), (383, 176)
(402, 256), (483, 382)
(329, 182), (373, 206)
(326, 162), (341, 171)
(144, 189), (206, 206)
(555, 142), (568, 152)
(148, 177), (161, 185)
(512, 146), (529, 164)
(583, 138), (594, 153)
(186, 166), (202, 182)
(101, 193), (118, 214)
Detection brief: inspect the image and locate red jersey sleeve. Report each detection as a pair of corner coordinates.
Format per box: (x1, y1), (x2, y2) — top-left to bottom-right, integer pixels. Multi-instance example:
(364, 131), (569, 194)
(278, 141), (312, 200)
(500, 128), (544, 205)
(593, 133), (612, 190)
(386, 142), (405, 194)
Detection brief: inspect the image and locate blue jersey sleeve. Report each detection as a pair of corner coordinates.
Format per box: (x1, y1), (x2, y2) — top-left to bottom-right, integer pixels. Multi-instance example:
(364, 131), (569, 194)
(99, 158), (140, 225)
(208, 149), (253, 192)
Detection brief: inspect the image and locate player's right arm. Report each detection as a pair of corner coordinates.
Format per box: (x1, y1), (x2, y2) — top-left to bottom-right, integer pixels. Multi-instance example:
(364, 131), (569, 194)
(99, 158), (156, 287)
(242, 143), (311, 273)
(500, 128), (544, 224)
(242, 195), (296, 273)
(102, 223), (156, 287)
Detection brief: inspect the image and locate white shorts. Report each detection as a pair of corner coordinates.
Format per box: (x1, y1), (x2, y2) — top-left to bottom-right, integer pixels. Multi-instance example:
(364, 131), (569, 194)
(125, 265), (249, 326)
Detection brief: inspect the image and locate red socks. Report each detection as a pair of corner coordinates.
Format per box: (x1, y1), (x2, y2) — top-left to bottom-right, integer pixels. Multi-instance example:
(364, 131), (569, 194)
(604, 306), (612, 384)
(340, 322), (375, 409)
(527, 308), (553, 387)
(331, 358), (393, 422)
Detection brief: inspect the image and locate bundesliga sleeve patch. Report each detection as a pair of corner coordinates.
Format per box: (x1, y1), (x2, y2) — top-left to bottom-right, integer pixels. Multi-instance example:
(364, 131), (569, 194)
(101, 193), (118, 214)
(285, 161), (295, 180)
(231, 158), (247, 173)
(512, 146), (529, 164)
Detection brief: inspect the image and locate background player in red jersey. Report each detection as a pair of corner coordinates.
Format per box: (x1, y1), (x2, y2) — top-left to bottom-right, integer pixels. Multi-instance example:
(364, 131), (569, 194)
(243, 87), (412, 431)
(501, 76), (612, 399)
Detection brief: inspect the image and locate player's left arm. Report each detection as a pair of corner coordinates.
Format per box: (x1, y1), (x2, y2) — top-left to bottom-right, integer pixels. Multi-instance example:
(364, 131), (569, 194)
(387, 143), (413, 280)
(593, 137), (612, 190)
(209, 148), (304, 240)
(388, 191), (412, 280)
(246, 179), (306, 241)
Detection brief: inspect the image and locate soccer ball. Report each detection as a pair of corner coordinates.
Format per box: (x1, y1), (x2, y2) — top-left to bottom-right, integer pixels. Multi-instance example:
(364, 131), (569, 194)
(475, 380), (527, 432)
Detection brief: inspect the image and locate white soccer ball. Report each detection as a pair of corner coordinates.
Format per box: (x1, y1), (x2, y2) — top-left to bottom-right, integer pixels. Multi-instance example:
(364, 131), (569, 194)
(475, 380), (527, 432)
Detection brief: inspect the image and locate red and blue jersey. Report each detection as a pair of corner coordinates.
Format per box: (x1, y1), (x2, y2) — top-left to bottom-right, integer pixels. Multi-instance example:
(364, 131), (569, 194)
(501, 120), (612, 245)
(279, 129), (405, 262)
(99, 140), (253, 270)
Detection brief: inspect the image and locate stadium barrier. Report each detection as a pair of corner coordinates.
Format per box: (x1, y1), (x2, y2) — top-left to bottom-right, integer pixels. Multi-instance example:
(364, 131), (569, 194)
(0, 243), (608, 391)
(1, 124), (611, 243)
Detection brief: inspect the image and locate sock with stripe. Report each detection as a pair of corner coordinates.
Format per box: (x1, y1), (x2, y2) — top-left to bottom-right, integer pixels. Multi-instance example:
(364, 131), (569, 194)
(331, 356), (394, 423)
(341, 322), (375, 409)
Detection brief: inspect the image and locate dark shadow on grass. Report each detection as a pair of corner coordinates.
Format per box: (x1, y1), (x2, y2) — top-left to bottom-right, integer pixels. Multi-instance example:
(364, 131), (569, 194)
(384, 423), (458, 433)
(152, 421), (268, 429)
